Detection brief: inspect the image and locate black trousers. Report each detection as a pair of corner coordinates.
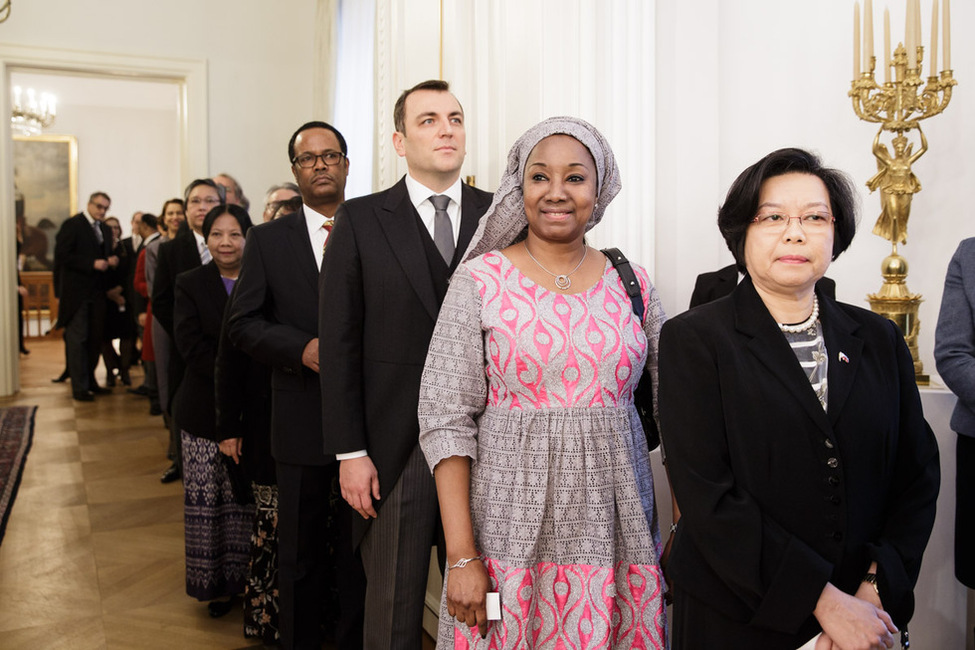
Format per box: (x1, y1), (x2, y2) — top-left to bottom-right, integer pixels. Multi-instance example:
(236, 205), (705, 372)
(275, 460), (365, 650)
(64, 296), (106, 394)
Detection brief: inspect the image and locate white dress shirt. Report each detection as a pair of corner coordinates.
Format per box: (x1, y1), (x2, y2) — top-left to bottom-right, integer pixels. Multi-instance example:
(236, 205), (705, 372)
(303, 203), (332, 271)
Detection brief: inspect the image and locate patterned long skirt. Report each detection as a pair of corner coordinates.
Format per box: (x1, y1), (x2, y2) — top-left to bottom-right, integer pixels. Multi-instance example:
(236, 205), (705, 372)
(244, 482), (280, 643)
(181, 431), (253, 601)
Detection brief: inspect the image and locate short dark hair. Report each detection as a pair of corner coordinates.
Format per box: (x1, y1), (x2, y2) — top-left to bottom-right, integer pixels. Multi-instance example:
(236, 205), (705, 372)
(393, 79), (454, 134)
(202, 203), (253, 240)
(183, 178), (225, 204)
(718, 148), (858, 273)
(288, 121), (348, 162)
(141, 213), (158, 230)
(89, 191), (111, 204)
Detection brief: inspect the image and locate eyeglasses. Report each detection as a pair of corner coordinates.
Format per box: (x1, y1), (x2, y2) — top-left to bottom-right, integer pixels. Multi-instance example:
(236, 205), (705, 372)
(90, 202), (110, 211)
(188, 197), (222, 207)
(265, 197), (302, 214)
(751, 211), (835, 232)
(292, 151), (345, 168)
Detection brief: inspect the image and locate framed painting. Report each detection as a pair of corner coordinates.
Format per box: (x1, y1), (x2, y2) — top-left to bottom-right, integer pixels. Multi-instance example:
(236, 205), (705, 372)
(13, 134), (78, 271)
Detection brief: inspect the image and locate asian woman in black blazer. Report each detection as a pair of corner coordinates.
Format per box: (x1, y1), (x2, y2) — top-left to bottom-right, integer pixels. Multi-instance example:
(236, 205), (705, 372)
(173, 204), (254, 617)
(659, 149), (940, 650)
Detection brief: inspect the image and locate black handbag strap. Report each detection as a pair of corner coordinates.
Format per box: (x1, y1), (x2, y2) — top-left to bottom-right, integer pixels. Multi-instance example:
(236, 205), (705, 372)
(602, 247), (644, 322)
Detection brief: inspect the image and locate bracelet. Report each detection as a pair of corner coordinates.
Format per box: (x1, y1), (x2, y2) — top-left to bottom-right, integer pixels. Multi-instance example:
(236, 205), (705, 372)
(449, 554), (484, 570)
(670, 522), (678, 534)
(862, 572), (880, 596)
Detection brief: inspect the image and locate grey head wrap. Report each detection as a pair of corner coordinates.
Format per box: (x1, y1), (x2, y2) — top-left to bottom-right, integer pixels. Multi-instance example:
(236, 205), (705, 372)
(462, 116), (621, 262)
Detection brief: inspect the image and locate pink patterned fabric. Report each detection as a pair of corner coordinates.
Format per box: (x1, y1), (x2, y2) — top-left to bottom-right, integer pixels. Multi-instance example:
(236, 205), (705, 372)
(419, 252), (668, 649)
(452, 560), (666, 650)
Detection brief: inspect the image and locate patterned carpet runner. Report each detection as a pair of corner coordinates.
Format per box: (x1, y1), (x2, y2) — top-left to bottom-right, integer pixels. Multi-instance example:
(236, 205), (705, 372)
(0, 406), (37, 546)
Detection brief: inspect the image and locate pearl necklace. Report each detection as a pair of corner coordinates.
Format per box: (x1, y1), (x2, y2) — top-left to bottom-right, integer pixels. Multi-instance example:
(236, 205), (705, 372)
(524, 243), (588, 290)
(777, 295), (819, 334)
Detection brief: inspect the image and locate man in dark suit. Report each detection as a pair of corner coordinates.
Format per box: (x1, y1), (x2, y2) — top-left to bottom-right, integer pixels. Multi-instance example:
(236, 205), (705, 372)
(228, 121), (363, 650)
(319, 80), (493, 649)
(153, 179), (224, 484)
(53, 191), (118, 401)
(690, 262), (836, 308)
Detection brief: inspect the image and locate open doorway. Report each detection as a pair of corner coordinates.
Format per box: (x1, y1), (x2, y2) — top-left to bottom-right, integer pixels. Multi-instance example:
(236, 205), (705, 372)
(12, 71), (181, 339)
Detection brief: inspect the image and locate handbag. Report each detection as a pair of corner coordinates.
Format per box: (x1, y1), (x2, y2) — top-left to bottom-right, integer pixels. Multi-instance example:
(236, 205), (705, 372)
(601, 248), (660, 451)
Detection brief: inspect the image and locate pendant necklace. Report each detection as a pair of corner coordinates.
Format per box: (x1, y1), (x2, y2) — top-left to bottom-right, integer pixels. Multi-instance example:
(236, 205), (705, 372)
(524, 242), (588, 290)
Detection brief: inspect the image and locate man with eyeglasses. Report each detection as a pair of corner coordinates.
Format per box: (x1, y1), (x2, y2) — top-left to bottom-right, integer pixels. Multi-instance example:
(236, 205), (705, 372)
(261, 182), (301, 223)
(152, 179), (225, 484)
(319, 79), (493, 649)
(228, 121), (363, 649)
(54, 191), (118, 401)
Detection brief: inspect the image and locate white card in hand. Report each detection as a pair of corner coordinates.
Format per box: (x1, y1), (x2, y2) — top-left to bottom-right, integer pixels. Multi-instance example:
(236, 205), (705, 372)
(486, 592), (501, 620)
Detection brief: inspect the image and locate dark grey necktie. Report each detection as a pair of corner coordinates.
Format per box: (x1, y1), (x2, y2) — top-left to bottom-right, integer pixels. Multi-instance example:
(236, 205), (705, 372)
(430, 194), (454, 264)
(92, 220), (103, 245)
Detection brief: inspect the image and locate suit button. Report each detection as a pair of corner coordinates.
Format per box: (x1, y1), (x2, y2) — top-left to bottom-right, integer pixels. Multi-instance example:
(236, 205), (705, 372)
(824, 438), (834, 449)
(826, 476), (840, 487)
(826, 457), (839, 468)
(832, 531), (843, 541)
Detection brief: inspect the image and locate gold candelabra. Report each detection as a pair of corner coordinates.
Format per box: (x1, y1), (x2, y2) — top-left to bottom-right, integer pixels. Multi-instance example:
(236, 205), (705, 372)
(848, 0), (955, 385)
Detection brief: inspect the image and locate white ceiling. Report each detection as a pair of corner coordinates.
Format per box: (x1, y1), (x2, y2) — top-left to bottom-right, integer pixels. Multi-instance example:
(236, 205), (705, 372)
(10, 70), (180, 112)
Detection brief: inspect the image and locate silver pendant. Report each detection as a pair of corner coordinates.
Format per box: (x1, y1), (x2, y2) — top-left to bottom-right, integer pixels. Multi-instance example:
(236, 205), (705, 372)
(555, 275), (572, 290)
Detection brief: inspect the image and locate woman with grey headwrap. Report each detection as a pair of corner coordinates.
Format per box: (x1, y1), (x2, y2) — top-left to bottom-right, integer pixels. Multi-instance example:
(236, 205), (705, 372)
(418, 117), (668, 648)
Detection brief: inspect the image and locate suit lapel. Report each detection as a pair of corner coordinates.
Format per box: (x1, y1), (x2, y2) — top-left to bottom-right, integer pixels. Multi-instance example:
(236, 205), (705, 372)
(201, 262), (229, 314)
(377, 178), (439, 320)
(284, 209), (320, 294)
(818, 294), (863, 425)
(734, 277), (832, 433)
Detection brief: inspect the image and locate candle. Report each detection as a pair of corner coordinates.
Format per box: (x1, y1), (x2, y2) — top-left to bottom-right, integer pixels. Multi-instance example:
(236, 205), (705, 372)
(930, 0), (938, 76)
(944, 0), (951, 69)
(864, 0), (874, 71)
(854, 2), (861, 78)
(884, 8), (891, 82)
(906, 0), (916, 69)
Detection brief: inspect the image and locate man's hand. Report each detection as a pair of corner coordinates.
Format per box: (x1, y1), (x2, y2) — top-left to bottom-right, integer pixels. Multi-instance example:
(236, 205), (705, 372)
(94, 259), (109, 271)
(107, 255), (119, 268)
(339, 456), (380, 519)
(301, 338), (319, 373)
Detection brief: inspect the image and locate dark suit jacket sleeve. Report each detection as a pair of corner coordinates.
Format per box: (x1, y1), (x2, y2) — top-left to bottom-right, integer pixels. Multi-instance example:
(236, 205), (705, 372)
(174, 271), (217, 382)
(869, 319), (940, 624)
(659, 316), (833, 633)
(936, 239), (975, 412)
(227, 226), (312, 371)
(152, 242), (177, 336)
(215, 287), (246, 442)
(318, 202), (367, 454)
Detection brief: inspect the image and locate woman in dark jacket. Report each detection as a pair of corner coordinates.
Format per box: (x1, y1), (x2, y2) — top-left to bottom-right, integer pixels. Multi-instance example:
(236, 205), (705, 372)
(659, 148), (940, 650)
(173, 204), (254, 616)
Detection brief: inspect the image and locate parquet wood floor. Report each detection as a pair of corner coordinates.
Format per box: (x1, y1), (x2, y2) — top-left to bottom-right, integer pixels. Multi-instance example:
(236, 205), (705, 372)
(0, 339), (438, 649)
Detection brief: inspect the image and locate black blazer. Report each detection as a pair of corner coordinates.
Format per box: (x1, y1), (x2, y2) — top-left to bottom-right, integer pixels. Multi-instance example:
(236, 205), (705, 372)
(319, 178), (493, 507)
(227, 208), (327, 466)
(659, 277), (939, 646)
(689, 263), (836, 309)
(152, 226), (203, 337)
(53, 213), (112, 326)
(173, 262), (229, 440)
